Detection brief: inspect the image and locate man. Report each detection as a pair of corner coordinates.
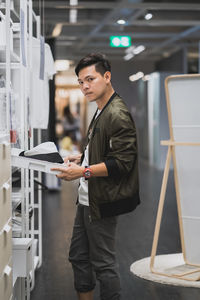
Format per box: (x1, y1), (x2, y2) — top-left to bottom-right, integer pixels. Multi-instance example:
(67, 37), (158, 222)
(52, 53), (140, 300)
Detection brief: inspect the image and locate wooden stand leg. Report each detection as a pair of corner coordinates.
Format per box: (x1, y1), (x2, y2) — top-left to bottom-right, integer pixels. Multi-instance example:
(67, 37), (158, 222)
(150, 146), (172, 271)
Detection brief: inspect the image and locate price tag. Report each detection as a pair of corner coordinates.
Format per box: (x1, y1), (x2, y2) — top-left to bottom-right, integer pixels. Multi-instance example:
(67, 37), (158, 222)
(10, 129), (17, 143)
(4, 265), (12, 276)
(3, 182), (10, 191)
(3, 223), (11, 233)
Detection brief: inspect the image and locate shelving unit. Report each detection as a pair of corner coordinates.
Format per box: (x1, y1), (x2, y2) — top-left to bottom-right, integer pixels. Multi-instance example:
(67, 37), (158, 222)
(0, 0), (56, 298)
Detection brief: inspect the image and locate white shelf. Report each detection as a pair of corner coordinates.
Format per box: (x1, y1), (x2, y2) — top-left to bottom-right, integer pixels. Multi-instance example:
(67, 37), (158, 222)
(1, 1), (40, 299)
(11, 148), (65, 175)
(0, 3), (20, 22)
(0, 62), (20, 69)
(12, 224), (22, 238)
(11, 50), (20, 62)
(13, 237), (32, 249)
(0, 45), (20, 62)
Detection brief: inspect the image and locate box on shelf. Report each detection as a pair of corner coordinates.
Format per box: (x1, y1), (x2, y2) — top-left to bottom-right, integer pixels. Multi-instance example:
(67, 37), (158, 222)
(12, 238), (33, 285)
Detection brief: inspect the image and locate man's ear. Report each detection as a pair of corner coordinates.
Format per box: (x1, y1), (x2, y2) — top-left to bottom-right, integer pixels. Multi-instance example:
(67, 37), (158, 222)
(104, 71), (111, 82)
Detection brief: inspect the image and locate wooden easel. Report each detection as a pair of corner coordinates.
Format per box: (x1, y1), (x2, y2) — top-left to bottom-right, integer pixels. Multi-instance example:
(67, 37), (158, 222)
(150, 74), (200, 281)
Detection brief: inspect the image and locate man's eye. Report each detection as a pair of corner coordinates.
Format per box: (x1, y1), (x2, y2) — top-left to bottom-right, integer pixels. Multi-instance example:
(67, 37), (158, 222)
(79, 81), (83, 85)
(88, 78), (93, 82)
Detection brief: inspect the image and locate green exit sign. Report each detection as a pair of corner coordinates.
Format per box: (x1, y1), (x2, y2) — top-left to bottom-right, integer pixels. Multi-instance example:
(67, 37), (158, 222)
(110, 36), (131, 47)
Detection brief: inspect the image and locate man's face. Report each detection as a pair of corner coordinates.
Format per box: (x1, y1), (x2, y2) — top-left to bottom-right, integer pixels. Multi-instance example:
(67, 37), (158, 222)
(78, 65), (111, 102)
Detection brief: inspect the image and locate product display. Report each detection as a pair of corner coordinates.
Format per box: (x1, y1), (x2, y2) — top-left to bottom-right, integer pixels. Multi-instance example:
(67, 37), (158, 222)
(0, 1), (55, 299)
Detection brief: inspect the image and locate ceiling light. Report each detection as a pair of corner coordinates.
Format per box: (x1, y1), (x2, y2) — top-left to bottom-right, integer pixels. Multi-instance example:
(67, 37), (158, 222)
(133, 45), (145, 55)
(70, 0), (78, 23)
(52, 24), (63, 37)
(125, 46), (135, 54)
(70, 0), (78, 5)
(124, 45), (145, 59)
(117, 19), (126, 25)
(69, 9), (77, 23)
(124, 53), (134, 61)
(142, 75), (150, 81)
(136, 72), (144, 79)
(145, 13), (153, 20)
(129, 72), (144, 82)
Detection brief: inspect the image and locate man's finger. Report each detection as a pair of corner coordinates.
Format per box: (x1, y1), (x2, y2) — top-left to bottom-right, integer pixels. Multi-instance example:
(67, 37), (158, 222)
(51, 167), (66, 172)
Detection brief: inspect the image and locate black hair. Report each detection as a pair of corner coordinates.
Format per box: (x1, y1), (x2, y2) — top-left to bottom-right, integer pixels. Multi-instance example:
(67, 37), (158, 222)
(75, 53), (111, 76)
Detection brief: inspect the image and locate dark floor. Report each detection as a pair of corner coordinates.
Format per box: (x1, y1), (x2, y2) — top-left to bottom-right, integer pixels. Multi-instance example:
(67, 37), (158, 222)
(30, 160), (200, 300)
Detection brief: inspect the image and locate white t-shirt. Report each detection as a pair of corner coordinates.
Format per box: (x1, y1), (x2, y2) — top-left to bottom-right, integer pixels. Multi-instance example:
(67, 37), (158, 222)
(31, 37), (56, 129)
(78, 144), (89, 206)
(78, 109), (101, 206)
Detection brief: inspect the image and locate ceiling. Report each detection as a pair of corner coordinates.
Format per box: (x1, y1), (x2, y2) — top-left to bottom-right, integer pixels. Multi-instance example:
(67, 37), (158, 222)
(33, 0), (200, 63)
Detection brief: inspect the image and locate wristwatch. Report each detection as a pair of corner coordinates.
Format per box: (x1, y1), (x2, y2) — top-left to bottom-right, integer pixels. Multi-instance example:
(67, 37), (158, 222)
(83, 166), (92, 180)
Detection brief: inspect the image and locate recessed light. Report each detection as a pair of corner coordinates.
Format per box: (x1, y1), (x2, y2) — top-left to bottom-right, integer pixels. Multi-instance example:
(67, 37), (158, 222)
(145, 13), (153, 20)
(117, 19), (126, 25)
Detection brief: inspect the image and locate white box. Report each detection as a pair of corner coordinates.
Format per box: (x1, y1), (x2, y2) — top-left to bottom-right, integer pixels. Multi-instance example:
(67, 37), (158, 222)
(12, 238), (33, 282)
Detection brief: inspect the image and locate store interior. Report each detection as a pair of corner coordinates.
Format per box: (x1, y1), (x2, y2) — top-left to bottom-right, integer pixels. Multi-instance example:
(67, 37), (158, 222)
(1, 0), (200, 299)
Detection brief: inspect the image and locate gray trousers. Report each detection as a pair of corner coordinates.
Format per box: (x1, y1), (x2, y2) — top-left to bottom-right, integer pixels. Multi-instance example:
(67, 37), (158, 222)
(69, 204), (121, 300)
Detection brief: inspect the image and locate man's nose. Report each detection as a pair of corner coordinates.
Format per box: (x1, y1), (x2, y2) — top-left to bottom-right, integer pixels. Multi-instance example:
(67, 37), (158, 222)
(83, 82), (89, 90)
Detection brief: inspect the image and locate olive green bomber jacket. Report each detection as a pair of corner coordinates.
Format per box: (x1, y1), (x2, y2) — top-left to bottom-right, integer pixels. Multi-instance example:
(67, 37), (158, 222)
(83, 92), (140, 220)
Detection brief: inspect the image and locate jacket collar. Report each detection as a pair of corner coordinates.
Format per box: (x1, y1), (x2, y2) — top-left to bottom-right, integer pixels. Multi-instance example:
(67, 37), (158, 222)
(100, 91), (117, 115)
(87, 91), (117, 136)
(93, 91), (117, 121)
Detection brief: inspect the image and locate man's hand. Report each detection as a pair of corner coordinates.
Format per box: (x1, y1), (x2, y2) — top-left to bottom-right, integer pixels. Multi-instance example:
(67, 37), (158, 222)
(51, 162), (84, 181)
(64, 153), (82, 165)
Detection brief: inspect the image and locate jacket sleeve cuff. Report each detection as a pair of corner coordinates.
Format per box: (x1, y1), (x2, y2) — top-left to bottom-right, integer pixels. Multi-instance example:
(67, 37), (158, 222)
(104, 158), (121, 179)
